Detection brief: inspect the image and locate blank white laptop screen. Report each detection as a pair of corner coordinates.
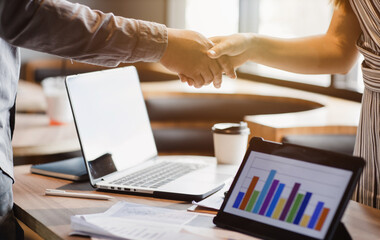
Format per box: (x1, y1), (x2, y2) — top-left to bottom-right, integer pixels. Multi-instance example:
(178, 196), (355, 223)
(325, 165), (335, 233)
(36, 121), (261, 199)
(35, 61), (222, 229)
(66, 67), (157, 180)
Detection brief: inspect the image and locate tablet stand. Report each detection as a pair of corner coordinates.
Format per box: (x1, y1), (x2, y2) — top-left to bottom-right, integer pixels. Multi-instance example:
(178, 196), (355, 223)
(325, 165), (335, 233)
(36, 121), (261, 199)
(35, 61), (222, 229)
(331, 222), (351, 240)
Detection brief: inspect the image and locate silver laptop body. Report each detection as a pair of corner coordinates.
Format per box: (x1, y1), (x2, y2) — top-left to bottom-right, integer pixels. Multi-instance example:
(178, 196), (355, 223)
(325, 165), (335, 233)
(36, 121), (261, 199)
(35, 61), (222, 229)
(65, 66), (230, 201)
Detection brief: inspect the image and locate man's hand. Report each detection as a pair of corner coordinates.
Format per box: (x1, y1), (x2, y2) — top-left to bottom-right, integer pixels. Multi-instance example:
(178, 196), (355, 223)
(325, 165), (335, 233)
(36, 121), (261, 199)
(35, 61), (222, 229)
(160, 28), (231, 88)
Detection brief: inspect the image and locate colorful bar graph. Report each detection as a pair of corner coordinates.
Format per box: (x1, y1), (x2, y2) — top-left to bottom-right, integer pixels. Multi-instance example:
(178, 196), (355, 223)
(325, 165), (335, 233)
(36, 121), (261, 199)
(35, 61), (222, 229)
(315, 208), (330, 231)
(272, 198), (286, 219)
(279, 183), (301, 221)
(259, 179), (279, 215)
(300, 215), (311, 227)
(293, 192), (312, 225)
(308, 201), (324, 229)
(286, 193), (304, 223)
(253, 170), (277, 213)
(246, 190), (260, 212)
(266, 183), (285, 217)
(239, 176), (259, 210)
(233, 192), (245, 208)
(231, 168), (331, 233)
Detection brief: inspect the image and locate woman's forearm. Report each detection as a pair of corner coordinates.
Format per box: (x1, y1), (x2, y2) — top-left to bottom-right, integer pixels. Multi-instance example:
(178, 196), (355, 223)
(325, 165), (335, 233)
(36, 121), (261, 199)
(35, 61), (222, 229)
(249, 2), (361, 74)
(209, 2), (361, 75)
(248, 33), (358, 74)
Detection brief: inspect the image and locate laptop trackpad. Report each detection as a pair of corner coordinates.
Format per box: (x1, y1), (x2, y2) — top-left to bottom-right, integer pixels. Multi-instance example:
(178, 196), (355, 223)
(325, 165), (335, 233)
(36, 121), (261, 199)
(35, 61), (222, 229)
(159, 166), (233, 195)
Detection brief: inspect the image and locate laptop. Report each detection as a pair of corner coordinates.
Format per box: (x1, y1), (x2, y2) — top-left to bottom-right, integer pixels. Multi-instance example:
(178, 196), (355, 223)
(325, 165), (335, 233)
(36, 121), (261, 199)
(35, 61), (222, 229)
(65, 66), (230, 201)
(214, 137), (365, 240)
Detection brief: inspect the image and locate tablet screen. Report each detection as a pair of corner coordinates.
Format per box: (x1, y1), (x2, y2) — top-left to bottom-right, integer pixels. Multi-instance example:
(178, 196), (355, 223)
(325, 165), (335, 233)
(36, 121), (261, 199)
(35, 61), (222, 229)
(223, 150), (352, 239)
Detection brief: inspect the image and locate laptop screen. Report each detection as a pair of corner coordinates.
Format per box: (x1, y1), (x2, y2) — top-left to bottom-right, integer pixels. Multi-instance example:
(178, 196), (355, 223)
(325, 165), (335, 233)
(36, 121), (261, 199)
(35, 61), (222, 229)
(65, 67), (157, 181)
(223, 150), (352, 239)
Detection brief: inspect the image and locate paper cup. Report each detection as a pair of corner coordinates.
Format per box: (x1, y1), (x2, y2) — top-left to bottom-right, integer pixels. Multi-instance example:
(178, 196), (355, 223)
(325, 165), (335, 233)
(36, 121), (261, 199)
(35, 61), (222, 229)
(41, 76), (73, 125)
(212, 122), (250, 165)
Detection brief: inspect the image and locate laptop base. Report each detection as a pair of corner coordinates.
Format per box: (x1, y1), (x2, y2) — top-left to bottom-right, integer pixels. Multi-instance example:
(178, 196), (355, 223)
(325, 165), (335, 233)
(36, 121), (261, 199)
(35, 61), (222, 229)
(97, 180), (226, 202)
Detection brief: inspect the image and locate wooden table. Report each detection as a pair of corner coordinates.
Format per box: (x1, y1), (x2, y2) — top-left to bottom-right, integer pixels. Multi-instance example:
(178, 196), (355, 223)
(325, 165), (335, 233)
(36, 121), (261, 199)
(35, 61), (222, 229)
(12, 165), (380, 240)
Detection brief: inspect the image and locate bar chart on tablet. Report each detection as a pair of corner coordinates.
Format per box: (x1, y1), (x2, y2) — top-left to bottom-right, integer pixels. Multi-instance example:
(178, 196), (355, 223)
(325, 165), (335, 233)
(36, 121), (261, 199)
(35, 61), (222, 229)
(226, 151), (352, 234)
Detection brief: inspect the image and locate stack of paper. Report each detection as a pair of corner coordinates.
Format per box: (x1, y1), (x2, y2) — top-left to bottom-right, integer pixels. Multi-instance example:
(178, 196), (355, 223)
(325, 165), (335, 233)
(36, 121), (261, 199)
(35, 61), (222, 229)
(70, 201), (211, 240)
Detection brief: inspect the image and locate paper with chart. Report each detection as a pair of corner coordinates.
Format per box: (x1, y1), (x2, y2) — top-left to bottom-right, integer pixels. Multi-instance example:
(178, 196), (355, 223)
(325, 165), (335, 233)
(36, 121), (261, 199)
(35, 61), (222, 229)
(71, 201), (207, 240)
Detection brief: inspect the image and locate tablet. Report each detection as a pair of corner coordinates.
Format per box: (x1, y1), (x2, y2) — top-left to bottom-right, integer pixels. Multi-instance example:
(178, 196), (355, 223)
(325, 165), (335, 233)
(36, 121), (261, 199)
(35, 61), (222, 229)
(214, 137), (365, 240)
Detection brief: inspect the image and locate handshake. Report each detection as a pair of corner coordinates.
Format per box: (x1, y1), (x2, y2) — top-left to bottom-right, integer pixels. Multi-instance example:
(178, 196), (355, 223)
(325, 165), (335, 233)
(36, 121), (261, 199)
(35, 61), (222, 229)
(160, 28), (251, 89)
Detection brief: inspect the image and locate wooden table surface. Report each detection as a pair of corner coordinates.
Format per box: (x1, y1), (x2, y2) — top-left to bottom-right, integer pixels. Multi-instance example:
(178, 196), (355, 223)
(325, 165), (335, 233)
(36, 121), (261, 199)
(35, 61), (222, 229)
(13, 165), (380, 240)
(13, 164), (253, 240)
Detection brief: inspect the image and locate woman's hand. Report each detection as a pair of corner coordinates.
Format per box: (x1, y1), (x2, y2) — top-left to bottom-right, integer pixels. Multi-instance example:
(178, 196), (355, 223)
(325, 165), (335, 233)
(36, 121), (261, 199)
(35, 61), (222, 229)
(207, 33), (255, 76)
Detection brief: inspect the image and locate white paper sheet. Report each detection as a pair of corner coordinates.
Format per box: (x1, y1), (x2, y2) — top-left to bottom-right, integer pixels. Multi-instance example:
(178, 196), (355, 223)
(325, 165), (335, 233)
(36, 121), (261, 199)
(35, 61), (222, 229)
(71, 201), (210, 240)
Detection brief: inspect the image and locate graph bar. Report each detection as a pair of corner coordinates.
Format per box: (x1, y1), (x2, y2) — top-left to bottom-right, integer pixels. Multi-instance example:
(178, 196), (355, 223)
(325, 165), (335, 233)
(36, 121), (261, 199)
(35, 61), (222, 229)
(273, 198), (286, 219)
(233, 192), (245, 208)
(230, 164), (338, 233)
(253, 170), (277, 213)
(239, 176), (260, 210)
(246, 190), (260, 212)
(266, 183), (285, 217)
(286, 193), (304, 223)
(279, 182), (301, 221)
(293, 192), (312, 225)
(300, 215), (311, 227)
(259, 179), (279, 215)
(308, 201), (324, 229)
(315, 208), (330, 231)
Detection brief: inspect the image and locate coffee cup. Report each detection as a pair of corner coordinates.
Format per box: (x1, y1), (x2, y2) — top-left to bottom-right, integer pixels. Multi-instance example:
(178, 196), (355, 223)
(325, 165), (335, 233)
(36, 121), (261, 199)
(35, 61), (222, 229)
(212, 122), (250, 165)
(41, 76), (73, 125)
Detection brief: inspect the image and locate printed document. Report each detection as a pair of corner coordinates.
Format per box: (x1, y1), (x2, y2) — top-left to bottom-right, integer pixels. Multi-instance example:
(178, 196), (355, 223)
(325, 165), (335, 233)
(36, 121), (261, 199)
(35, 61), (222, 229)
(71, 201), (208, 240)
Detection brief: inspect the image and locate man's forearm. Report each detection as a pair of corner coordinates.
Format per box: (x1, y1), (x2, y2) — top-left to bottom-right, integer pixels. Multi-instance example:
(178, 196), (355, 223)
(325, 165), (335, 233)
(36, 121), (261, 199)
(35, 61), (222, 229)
(0, 0), (167, 67)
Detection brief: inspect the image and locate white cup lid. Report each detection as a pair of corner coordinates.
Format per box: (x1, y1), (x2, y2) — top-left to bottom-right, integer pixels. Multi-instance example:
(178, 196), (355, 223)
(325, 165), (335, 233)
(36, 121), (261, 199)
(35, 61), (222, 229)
(212, 122), (250, 135)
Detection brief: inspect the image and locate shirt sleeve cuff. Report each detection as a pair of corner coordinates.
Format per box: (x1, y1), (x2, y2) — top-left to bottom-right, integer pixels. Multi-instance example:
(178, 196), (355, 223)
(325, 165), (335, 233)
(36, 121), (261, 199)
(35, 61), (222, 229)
(124, 20), (168, 63)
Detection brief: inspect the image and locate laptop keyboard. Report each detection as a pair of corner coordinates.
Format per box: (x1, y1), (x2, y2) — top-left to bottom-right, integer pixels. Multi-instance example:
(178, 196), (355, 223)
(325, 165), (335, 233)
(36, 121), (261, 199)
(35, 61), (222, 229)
(110, 161), (206, 189)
